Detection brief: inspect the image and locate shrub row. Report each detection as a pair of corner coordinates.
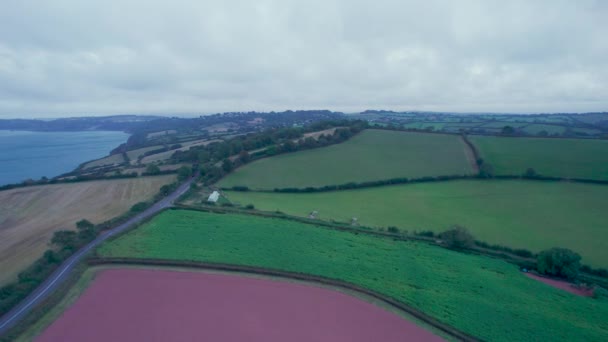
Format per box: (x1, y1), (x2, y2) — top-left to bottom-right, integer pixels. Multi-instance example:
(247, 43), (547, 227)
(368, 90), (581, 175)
(0, 223), (97, 317)
(141, 169), (179, 177)
(230, 175), (468, 193)
(474, 241), (536, 258)
(224, 172), (608, 194)
(421, 230), (607, 282)
(581, 265), (608, 278)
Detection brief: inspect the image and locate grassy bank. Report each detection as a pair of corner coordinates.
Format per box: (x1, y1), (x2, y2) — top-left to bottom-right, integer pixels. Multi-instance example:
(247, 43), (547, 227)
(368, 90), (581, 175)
(224, 180), (608, 267)
(218, 129), (474, 189)
(98, 209), (608, 341)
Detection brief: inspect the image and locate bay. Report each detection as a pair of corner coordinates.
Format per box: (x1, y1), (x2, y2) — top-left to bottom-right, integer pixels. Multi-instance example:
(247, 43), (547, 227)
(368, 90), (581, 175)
(0, 130), (129, 186)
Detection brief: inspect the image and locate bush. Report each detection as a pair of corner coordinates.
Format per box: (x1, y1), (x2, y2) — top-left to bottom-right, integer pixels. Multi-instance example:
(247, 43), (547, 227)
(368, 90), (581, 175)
(387, 226), (400, 234)
(478, 163), (495, 178)
(245, 204), (255, 210)
(596, 269), (608, 278)
(475, 240), (490, 248)
(145, 164), (161, 175)
(513, 248), (535, 258)
(593, 286), (608, 299)
(51, 230), (79, 251)
(439, 225), (474, 249)
(537, 247), (581, 280)
(474, 240), (535, 258)
(581, 265), (608, 278)
(177, 166), (193, 181)
(416, 230), (435, 238)
(523, 167), (538, 178)
(130, 201), (149, 213)
(76, 219), (94, 232)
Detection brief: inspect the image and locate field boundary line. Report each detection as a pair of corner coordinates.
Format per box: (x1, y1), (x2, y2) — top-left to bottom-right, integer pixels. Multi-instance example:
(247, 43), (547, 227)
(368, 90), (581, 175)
(461, 134), (480, 173)
(88, 258), (480, 342)
(171, 205), (608, 286)
(172, 205), (608, 289)
(220, 175), (608, 194)
(168, 205), (536, 264)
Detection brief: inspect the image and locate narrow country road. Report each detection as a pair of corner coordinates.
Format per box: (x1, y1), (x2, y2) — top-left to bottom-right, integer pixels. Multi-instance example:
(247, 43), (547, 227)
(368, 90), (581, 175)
(0, 177), (195, 336)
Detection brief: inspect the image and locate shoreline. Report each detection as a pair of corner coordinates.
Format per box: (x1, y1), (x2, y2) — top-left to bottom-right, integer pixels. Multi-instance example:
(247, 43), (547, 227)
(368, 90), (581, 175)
(0, 130), (130, 187)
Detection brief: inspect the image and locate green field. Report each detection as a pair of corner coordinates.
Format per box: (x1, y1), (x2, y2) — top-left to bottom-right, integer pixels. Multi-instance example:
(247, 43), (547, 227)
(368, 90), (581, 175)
(521, 124), (565, 135)
(82, 153), (125, 169)
(125, 145), (163, 161)
(98, 210), (608, 341)
(218, 129), (475, 189)
(470, 136), (608, 180)
(572, 127), (602, 136)
(479, 121), (526, 129)
(225, 180), (608, 267)
(402, 122), (446, 130)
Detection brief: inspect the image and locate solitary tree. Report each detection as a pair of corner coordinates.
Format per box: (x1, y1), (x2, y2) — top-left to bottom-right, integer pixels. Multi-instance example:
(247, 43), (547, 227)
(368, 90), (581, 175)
(159, 184), (173, 196)
(145, 164), (161, 175)
(479, 163), (495, 178)
(177, 165), (192, 180)
(51, 230), (79, 251)
(130, 201), (148, 213)
(501, 126), (515, 135)
(524, 168), (538, 178)
(238, 150), (250, 164)
(439, 225), (475, 249)
(197, 150), (211, 163)
(76, 219), (94, 230)
(76, 219), (96, 241)
(537, 248), (581, 280)
(222, 159), (234, 173)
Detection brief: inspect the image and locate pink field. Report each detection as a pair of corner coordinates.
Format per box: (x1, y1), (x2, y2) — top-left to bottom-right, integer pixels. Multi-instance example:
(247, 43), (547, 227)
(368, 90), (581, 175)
(525, 273), (594, 297)
(38, 269), (443, 342)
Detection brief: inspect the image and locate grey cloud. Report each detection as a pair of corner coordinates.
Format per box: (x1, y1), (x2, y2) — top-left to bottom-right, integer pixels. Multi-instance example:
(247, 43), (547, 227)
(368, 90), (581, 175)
(0, 0), (606, 117)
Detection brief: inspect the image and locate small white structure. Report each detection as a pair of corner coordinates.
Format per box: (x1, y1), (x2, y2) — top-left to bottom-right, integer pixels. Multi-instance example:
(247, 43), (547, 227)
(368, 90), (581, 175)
(207, 191), (220, 203)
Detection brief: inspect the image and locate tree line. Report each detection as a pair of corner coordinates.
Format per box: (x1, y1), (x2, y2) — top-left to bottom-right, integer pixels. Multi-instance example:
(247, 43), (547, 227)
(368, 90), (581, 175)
(168, 120), (368, 186)
(416, 226), (606, 284)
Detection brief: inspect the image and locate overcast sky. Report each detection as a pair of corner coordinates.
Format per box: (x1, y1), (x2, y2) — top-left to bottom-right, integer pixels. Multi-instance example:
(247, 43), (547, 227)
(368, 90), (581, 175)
(0, 0), (606, 118)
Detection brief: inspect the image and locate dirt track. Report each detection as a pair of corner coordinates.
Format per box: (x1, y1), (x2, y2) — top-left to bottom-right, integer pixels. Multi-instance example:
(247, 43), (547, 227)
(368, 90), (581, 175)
(460, 135), (480, 173)
(38, 268), (445, 342)
(525, 273), (594, 297)
(0, 176), (175, 285)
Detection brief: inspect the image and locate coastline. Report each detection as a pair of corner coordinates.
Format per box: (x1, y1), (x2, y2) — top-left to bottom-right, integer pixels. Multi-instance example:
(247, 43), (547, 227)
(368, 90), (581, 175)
(0, 130), (130, 187)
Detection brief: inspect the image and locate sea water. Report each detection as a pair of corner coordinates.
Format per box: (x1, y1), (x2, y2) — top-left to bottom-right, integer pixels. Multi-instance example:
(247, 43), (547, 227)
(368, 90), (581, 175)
(0, 130), (129, 186)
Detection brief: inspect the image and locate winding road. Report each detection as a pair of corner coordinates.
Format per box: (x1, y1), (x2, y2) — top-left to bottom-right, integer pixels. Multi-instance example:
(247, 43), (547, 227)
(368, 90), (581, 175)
(0, 177), (195, 336)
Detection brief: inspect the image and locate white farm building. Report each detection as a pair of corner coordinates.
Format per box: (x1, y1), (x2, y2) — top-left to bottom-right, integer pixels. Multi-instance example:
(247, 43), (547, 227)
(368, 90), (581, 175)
(207, 191), (220, 203)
